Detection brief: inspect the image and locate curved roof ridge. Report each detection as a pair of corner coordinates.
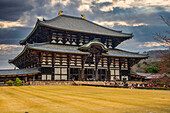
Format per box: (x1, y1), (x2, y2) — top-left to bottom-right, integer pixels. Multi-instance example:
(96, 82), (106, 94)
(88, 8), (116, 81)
(42, 14), (132, 35)
(20, 14), (133, 45)
(79, 40), (109, 52)
(84, 19), (132, 35)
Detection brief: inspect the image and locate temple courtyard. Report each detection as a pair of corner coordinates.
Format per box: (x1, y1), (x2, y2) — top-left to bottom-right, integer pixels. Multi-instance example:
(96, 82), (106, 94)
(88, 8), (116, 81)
(0, 86), (170, 113)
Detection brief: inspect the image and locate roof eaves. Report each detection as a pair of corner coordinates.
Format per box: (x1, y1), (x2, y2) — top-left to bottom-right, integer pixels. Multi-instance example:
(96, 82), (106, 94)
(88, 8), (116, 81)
(19, 20), (40, 45)
(9, 46), (28, 63)
(84, 19), (133, 36)
(102, 53), (148, 58)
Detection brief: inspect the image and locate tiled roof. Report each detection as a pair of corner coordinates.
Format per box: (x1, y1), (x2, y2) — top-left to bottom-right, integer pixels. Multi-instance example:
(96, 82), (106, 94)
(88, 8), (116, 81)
(40, 15), (133, 38)
(103, 49), (148, 58)
(9, 43), (148, 64)
(27, 43), (89, 54)
(27, 43), (147, 58)
(0, 68), (40, 76)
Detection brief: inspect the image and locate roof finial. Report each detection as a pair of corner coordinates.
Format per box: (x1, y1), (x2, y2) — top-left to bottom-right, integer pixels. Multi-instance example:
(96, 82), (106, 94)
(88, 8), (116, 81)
(58, 10), (63, 15)
(81, 14), (85, 19)
(37, 18), (40, 22)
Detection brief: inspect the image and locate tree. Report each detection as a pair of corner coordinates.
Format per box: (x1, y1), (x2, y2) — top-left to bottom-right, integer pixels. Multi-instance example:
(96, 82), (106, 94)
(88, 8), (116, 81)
(145, 65), (160, 73)
(153, 16), (170, 74)
(153, 16), (170, 49)
(7, 80), (13, 86)
(14, 78), (22, 86)
(157, 52), (170, 74)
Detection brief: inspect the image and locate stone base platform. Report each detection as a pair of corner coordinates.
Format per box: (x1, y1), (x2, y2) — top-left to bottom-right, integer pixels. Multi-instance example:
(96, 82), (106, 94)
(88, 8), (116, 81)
(29, 81), (75, 86)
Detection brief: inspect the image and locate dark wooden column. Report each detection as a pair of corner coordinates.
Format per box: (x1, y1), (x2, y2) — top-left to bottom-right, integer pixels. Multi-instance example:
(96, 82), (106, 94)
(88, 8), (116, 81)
(5, 76), (7, 84)
(119, 58), (122, 81)
(38, 52), (42, 80)
(127, 58), (131, 81)
(107, 57), (111, 81)
(51, 53), (55, 80)
(48, 30), (53, 43)
(81, 55), (86, 80)
(67, 54), (71, 81)
(26, 74), (28, 82)
(94, 55), (99, 81)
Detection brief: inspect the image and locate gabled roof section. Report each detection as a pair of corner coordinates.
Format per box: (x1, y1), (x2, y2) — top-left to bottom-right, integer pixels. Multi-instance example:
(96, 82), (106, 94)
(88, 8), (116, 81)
(40, 15), (133, 37)
(9, 43), (90, 63)
(20, 14), (133, 45)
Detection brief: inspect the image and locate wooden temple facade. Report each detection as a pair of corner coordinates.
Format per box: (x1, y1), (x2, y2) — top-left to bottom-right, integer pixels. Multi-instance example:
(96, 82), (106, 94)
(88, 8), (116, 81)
(1, 12), (148, 83)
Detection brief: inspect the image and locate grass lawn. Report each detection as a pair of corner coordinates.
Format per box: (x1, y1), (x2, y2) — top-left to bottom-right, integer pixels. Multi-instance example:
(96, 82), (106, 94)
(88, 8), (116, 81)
(0, 86), (170, 113)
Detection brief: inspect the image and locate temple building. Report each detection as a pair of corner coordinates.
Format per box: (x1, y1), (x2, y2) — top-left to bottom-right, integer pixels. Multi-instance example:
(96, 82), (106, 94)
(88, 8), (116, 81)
(0, 11), (148, 83)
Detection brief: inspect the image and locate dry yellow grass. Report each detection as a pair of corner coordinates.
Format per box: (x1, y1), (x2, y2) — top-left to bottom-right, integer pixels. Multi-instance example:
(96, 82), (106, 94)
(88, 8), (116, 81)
(0, 86), (170, 113)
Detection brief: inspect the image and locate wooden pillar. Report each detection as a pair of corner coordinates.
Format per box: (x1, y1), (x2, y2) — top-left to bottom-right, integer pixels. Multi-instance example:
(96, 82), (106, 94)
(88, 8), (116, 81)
(95, 56), (99, 81)
(67, 54), (71, 81)
(81, 55), (86, 80)
(26, 74), (28, 82)
(127, 58), (131, 81)
(76, 34), (80, 46)
(101, 37), (105, 44)
(107, 57), (111, 81)
(48, 30), (53, 43)
(38, 52), (42, 80)
(52, 53), (55, 80)
(5, 76), (7, 84)
(119, 58), (122, 81)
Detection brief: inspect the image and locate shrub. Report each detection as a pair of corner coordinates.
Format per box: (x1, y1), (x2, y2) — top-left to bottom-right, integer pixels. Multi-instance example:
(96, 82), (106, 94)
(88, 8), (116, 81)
(7, 80), (13, 86)
(14, 78), (22, 86)
(137, 64), (141, 68)
(145, 66), (160, 73)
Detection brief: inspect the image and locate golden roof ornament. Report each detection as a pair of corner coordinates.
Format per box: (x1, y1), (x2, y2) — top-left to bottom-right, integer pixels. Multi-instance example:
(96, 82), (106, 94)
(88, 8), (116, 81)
(81, 14), (85, 19)
(58, 10), (63, 15)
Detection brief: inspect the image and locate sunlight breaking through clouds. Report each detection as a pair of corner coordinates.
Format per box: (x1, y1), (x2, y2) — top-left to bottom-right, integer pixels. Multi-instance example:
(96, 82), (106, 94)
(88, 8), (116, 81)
(76, 0), (170, 12)
(99, 0), (170, 12)
(0, 21), (25, 28)
(50, 0), (71, 6)
(0, 44), (22, 55)
(77, 4), (93, 13)
(139, 42), (169, 48)
(93, 20), (148, 27)
(77, 0), (94, 13)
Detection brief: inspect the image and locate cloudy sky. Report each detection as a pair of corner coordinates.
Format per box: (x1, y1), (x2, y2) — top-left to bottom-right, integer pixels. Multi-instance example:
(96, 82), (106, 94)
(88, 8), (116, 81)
(0, 0), (169, 69)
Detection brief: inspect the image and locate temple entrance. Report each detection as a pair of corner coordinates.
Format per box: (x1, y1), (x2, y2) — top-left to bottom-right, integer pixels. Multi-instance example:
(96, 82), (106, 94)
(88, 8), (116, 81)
(85, 69), (94, 80)
(70, 68), (80, 80)
(98, 69), (107, 81)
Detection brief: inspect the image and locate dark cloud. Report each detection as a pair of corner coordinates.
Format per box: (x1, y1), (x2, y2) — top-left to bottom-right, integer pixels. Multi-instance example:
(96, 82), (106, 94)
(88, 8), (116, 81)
(114, 25), (169, 43)
(91, 6), (170, 26)
(0, 0), (33, 21)
(0, 54), (19, 69)
(0, 27), (32, 44)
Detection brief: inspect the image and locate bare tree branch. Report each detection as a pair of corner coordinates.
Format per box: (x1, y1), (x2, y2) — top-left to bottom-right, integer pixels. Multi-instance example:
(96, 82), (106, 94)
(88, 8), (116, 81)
(160, 15), (170, 26)
(153, 16), (170, 49)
